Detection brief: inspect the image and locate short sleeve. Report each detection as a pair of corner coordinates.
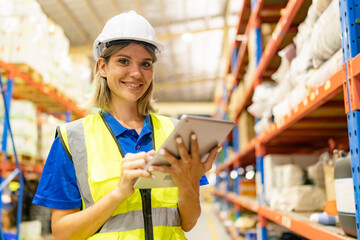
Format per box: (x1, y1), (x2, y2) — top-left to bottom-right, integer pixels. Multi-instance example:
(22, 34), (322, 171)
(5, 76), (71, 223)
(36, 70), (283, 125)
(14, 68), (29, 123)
(32, 137), (82, 209)
(199, 174), (209, 186)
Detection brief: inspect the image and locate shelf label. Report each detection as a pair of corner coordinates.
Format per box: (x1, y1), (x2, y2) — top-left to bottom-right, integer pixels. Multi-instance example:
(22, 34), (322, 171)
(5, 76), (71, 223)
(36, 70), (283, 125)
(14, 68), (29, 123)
(324, 80), (331, 91)
(281, 215), (291, 228)
(303, 98), (308, 106)
(334, 178), (356, 214)
(310, 92), (316, 101)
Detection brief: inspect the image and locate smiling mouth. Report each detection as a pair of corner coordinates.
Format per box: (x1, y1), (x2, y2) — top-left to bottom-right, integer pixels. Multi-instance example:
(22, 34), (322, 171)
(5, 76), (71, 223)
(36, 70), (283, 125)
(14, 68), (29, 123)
(122, 82), (143, 88)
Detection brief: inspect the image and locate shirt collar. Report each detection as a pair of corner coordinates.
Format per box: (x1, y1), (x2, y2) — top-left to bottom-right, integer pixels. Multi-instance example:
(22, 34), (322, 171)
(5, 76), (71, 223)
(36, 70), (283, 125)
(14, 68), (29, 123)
(102, 111), (152, 137)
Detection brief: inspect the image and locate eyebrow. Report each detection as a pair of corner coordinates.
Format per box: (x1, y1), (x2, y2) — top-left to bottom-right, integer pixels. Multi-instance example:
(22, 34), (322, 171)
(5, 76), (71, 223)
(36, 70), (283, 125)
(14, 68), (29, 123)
(115, 54), (152, 61)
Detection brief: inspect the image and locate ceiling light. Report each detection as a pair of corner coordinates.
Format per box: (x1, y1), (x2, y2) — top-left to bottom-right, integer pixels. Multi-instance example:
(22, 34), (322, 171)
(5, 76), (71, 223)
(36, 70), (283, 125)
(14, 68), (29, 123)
(181, 32), (193, 42)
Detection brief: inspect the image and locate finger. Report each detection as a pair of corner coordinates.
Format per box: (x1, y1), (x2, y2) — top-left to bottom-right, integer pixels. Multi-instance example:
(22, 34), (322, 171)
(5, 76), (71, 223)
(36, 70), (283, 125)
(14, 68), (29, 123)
(123, 152), (147, 162)
(145, 150), (156, 163)
(149, 165), (174, 175)
(159, 149), (181, 168)
(203, 146), (222, 172)
(123, 169), (152, 179)
(147, 150), (156, 157)
(145, 155), (153, 164)
(190, 133), (200, 162)
(175, 136), (191, 163)
(123, 159), (147, 170)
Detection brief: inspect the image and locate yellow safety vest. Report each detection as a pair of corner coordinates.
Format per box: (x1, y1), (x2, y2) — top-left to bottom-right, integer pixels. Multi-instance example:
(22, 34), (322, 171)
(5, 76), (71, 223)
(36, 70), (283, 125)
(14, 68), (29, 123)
(57, 112), (187, 240)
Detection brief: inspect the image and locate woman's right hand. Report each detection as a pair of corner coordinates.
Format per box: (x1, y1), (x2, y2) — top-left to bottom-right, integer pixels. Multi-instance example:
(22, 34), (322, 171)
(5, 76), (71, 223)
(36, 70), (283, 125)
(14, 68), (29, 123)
(114, 150), (155, 199)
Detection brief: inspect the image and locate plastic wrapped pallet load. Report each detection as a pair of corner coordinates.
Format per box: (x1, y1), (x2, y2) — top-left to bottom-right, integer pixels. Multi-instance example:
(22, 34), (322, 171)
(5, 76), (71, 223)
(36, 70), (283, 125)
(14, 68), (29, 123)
(0, 0), (50, 79)
(0, 100), (37, 157)
(311, 0), (341, 68)
(307, 48), (343, 90)
(270, 185), (327, 212)
(262, 154), (319, 205)
(39, 114), (65, 160)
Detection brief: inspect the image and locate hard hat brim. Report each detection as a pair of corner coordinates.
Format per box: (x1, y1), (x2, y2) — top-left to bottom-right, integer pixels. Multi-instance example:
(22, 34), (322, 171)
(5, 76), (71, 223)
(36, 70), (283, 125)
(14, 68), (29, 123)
(93, 37), (164, 61)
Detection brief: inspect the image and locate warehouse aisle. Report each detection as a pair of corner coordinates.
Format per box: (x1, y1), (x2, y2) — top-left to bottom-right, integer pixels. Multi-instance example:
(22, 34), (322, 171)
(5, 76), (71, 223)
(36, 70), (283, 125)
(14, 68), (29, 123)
(185, 202), (232, 240)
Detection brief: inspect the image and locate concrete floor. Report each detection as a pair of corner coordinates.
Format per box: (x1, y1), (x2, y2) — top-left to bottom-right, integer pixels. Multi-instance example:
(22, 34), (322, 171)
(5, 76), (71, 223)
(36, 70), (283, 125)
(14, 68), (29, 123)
(185, 202), (232, 240)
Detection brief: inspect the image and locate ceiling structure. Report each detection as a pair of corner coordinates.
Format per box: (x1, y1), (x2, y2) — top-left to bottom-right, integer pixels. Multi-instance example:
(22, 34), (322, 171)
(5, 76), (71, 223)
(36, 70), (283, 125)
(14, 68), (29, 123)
(36, 0), (242, 103)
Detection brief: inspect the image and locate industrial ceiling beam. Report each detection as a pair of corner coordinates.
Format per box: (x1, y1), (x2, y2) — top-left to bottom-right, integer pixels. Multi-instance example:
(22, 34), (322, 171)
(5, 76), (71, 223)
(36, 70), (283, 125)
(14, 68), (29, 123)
(69, 25), (236, 55)
(218, 0), (232, 75)
(82, 0), (104, 31)
(183, 0), (193, 101)
(160, 0), (179, 100)
(155, 77), (219, 89)
(135, 0), (144, 16)
(109, 0), (121, 15)
(56, 0), (91, 42)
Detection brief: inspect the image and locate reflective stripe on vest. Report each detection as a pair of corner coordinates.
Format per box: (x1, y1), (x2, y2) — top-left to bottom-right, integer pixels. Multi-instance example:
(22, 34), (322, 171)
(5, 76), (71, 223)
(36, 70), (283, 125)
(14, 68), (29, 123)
(61, 119), (94, 209)
(58, 112), (186, 239)
(99, 207), (180, 233)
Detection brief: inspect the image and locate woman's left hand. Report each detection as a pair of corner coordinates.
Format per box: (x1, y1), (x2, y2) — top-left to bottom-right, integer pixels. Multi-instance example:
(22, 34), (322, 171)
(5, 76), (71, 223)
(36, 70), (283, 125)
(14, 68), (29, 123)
(149, 134), (222, 190)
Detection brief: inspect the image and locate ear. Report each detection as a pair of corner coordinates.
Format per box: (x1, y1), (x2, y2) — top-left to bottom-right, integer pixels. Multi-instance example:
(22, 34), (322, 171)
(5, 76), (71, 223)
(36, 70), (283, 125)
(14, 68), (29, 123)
(98, 57), (107, 78)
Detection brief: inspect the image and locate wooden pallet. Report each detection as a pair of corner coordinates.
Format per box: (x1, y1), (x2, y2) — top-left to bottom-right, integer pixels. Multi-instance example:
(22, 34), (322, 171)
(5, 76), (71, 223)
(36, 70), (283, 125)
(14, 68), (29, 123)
(0, 153), (45, 165)
(14, 63), (43, 83)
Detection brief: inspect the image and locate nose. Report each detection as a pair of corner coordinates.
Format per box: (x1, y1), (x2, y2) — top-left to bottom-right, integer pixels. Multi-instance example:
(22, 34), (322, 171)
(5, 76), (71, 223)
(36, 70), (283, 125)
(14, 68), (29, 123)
(130, 65), (141, 79)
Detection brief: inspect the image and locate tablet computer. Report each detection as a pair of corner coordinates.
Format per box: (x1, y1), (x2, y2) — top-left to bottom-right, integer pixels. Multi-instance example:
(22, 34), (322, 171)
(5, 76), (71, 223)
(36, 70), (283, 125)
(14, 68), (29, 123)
(133, 115), (235, 189)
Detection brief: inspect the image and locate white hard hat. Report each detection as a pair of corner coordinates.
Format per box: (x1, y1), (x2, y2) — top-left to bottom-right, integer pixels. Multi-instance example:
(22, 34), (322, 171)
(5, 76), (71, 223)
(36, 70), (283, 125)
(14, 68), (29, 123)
(93, 11), (164, 60)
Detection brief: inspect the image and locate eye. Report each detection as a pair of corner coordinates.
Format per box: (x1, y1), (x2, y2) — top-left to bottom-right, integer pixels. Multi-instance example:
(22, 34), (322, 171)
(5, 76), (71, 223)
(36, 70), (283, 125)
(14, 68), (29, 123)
(118, 58), (129, 65)
(141, 61), (152, 69)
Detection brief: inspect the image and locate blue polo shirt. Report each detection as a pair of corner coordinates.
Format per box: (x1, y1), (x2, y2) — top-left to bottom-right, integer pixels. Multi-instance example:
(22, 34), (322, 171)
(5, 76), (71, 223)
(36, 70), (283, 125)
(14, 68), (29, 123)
(33, 112), (208, 209)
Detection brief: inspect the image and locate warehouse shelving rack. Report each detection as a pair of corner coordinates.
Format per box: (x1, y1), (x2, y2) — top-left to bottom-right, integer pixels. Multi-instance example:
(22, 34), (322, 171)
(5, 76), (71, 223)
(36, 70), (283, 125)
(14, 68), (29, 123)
(214, 0), (360, 239)
(0, 60), (88, 239)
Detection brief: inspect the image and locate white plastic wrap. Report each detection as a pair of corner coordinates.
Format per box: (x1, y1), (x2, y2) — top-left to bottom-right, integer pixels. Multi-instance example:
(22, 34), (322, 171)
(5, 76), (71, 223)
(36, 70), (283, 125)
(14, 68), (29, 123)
(307, 48), (343, 90)
(273, 164), (305, 189)
(308, 160), (326, 188)
(270, 185), (327, 211)
(271, 72), (293, 106)
(254, 113), (272, 135)
(290, 38), (313, 78)
(313, 0), (334, 15)
(40, 114), (65, 160)
(252, 81), (277, 103)
(271, 44), (296, 83)
(311, 0), (341, 68)
(293, 4), (320, 55)
(5, 135), (37, 156)
(263, 154), (320, 205)
(273, 97), (291, 125)
(0, 0), (92, 104)
(0, 100), (38, 156)
(289, 82), (309, 109)
(248, 81), (276, 118)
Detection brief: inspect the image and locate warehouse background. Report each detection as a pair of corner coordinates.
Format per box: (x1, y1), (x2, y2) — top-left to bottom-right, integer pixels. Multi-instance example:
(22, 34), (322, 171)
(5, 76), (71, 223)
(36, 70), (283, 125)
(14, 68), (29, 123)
(0, 0), (360, 239)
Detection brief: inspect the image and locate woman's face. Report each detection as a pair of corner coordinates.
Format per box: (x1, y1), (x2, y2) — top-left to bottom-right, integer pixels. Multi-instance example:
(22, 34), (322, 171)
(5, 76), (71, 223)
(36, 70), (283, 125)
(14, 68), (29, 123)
(99, 42), (154, 105)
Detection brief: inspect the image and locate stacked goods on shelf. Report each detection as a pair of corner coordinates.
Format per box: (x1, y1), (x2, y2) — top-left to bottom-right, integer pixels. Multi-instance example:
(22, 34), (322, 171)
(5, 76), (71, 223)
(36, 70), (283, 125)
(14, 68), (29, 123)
(0, 0), (92, 104)
(248, 0), (343, 133)
(238, 111), (255, 151)
(0, 0), (49, 78)
(38, 114), (65, 160)
(247, 81), (277, 135)
(262, 154), (327, 212)
(0, 100), (37, 157)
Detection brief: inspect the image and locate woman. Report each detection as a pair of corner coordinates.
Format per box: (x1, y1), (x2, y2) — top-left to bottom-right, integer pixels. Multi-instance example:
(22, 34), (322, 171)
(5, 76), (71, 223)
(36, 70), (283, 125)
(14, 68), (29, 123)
(33, 11), (222, 239)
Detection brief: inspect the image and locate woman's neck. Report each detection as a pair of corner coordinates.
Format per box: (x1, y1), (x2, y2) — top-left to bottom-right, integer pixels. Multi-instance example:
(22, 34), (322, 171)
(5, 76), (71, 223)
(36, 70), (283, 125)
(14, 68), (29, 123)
(108, 100), (144, 133)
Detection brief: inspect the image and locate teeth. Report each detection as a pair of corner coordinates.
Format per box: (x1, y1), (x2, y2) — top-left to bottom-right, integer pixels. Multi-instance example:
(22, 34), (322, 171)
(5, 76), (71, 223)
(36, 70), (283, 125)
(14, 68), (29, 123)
(126, 83), (141, 87)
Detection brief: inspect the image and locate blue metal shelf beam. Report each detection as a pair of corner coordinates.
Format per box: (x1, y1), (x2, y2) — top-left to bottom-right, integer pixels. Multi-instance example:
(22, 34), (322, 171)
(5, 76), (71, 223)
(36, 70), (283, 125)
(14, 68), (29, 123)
(340, 0), (360, 238)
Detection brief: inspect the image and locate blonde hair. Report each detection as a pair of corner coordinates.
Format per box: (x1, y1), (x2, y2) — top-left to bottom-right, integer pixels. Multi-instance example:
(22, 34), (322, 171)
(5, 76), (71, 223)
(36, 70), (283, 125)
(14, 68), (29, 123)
(86, 41), (158, 117)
